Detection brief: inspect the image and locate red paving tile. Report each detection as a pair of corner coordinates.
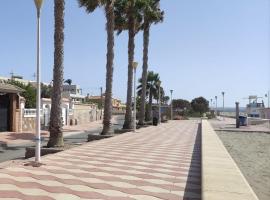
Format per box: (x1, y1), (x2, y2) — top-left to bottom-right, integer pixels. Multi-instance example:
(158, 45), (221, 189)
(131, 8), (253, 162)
(0, 120), (201, 200)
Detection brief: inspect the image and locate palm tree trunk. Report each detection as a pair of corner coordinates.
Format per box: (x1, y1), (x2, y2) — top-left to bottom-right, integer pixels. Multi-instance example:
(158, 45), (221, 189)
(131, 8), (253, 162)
(47, 0), (65, 148)
(101, 0), (115, 135)
(138, 21), (150, 125)
(123, 0), (135, 130)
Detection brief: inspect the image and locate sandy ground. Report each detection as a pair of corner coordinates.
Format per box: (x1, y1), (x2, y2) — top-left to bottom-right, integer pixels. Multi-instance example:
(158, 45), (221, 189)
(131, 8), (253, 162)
(217, 131), (270, 200)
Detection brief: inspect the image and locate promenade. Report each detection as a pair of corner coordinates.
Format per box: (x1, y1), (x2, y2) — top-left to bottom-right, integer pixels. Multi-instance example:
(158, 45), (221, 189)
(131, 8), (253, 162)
(0, 120), (201, 200)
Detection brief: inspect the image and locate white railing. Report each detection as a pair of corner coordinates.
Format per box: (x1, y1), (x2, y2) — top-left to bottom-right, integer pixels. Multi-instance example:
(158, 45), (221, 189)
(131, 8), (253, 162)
(23, 109), (43, 117)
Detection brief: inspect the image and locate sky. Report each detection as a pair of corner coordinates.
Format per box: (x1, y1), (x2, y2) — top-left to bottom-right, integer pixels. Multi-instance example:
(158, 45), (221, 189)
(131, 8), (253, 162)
(0, 0), (269, 107)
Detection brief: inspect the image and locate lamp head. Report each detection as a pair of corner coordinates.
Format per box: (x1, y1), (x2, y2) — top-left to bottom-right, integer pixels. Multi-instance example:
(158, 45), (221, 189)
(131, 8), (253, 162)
(132, 62), (138, 69)
(34, 0), (43, 10)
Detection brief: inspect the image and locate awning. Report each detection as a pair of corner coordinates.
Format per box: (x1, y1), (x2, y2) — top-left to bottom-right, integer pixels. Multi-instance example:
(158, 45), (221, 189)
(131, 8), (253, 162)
(0, 83), (24, 94)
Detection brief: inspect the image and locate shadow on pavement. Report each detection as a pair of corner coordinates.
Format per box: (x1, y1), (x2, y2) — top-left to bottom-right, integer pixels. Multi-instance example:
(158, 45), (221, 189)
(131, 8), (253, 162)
(183, 122), (201, 200)
(3, 132), (48, 141)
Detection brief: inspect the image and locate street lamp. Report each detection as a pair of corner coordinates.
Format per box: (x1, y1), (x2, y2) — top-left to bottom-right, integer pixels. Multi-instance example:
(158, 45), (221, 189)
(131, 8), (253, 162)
(170, 90), (173, 120)
(34, 0), (43, 163)
(157, 81), (161, 124)
(132, 62), (138, 132)
(266, 91), (270, 108)
(100, 87), (103, 120)
(222, 92), (225, 120)
(215, 95), (218, 117)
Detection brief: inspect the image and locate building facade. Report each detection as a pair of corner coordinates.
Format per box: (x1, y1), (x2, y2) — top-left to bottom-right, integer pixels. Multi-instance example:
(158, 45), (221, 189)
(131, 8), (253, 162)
(63, 84), (85, 103)
(86, 95), (126, 111)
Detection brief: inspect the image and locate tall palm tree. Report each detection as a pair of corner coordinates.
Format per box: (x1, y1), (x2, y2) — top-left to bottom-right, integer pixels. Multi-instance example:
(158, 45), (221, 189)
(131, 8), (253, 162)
(114, 0), (143, 129)
(47, 0), (65, 147)
(78, 0), (115, 135)
(137, 71), (160, 121)
(138, 0), (164, 125)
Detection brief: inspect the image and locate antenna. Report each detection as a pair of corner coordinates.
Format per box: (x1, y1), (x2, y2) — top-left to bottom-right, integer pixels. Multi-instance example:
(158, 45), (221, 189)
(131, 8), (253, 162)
(10, 70), (14, 78)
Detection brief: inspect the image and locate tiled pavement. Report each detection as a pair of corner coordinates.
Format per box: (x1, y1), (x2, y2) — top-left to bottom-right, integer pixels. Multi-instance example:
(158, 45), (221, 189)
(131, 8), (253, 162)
(0, 120), (201, 200)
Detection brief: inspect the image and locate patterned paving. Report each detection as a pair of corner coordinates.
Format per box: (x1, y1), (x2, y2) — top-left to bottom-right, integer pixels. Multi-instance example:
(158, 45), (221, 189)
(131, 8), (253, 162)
(0, 120), (201, 200)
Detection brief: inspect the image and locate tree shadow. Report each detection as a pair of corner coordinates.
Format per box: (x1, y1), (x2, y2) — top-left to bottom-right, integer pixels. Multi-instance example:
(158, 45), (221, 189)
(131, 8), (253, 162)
(183, 122), (201, 200)
(0, 143), (23, 153)
(4, 132), (48, 141)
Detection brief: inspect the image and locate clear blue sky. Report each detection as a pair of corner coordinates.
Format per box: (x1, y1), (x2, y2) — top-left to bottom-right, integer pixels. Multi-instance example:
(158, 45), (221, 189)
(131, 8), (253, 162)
(0, 0), (269, 107)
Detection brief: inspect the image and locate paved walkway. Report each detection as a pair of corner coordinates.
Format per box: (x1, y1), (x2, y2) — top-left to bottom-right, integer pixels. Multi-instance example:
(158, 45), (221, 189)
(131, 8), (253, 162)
(0, 120), (201, 200)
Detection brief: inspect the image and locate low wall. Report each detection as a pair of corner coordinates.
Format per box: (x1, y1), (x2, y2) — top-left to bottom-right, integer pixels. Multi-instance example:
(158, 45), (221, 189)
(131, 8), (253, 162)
(22, 116), (36, 132)
(21, 104), (102, 132)
(70, 104), (102, 125)
(201, 119), (259, 200)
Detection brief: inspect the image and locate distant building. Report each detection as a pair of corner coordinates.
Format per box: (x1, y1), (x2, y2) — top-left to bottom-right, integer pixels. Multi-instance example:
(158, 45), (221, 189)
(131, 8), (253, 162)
(86, 94), (126, 111)
(62, 84), (85, 103)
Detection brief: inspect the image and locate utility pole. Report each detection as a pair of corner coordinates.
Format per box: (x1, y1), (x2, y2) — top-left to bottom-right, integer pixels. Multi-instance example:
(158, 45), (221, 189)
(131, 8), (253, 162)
(10, 70), (14, 79)
(222, 92), (225, 120)
(215, 96), (218, 117)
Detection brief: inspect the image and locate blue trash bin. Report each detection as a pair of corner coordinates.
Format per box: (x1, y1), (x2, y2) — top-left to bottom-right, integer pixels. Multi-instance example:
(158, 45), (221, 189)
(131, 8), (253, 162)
(239, 116), (247, 126)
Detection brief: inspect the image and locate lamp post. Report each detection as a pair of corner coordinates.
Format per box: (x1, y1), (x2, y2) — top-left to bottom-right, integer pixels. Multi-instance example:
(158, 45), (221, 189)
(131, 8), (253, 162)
(34, 0), (43, 163)
(222, 92), (225, 120)
(100, 87), (103, 120)
(170, 90), (173, 120)
(267, 91), (270, 108)
(210, 99), (213, 109)
(133, 62), (138, 132)
(157, 81), (161, 124)
(215, 95), (218, 117)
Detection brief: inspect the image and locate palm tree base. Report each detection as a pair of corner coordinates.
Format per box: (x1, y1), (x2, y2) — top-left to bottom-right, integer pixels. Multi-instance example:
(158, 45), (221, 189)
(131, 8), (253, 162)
(88, 134), (113, 142)
(25, 146), (64, 159)
(138, 120), (145, 126)
(47, 137), (64, 148)
(122, 122), (134, 130)
(100, 126), (114, 135)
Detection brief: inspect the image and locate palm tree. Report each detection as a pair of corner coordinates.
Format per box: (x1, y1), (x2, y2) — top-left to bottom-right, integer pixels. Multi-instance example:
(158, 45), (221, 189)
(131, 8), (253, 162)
(137, 71), (160, 121)
(138, 0), (164, 125)
(78, 0), (115, 135)
(47, 0), (65, 148)
(64, 79), (72, 85)
(114, 0), (143, 129)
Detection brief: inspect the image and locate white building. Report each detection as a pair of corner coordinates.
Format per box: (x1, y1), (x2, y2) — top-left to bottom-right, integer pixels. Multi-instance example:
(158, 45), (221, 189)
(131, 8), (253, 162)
(63, 84), (85, 104)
